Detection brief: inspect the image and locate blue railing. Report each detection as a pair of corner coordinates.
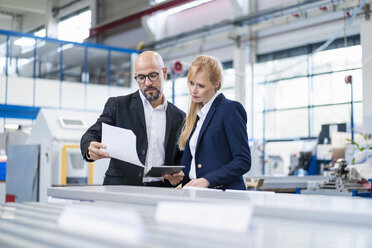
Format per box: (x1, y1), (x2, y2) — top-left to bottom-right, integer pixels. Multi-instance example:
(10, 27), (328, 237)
(0, 29), (140, 121)
(0, 29), (140, 87)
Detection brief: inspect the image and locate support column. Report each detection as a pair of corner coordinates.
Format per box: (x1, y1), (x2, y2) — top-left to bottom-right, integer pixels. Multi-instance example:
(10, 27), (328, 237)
(361, 20), (372, 134)
(11, 15), (22, 32)
(233, 36), (247, 106)
(45, 0), (58, 38)
(248, 0), (256, 137)
(130, 53), (139, 90)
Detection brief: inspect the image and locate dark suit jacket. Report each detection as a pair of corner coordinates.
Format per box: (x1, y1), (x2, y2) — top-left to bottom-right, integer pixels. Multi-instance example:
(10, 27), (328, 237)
(181, 93), (251, 190)
(81, 90), (185, 186)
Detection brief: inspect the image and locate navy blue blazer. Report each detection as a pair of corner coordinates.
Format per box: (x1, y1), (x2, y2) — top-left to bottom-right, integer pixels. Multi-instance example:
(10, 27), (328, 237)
(181, 93), (251, 190)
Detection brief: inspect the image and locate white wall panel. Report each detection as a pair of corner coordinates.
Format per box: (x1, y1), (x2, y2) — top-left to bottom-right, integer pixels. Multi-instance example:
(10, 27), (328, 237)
(7, 76), (34, 106)
(35, 78), (60, 108)
(0, 75), (5, 104)
(86, 84), (135, 111)
(86, 83), (109, 112)
(61, 81), (85, 110)
(2, 75), (135, 111)
(109, 85), (134, 98)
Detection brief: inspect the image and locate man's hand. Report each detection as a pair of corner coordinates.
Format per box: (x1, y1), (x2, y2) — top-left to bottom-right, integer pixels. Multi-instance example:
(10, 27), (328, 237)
(185, 178), (210, 188)
(88, 141), (110, 161)
(163, 170), (184, 186)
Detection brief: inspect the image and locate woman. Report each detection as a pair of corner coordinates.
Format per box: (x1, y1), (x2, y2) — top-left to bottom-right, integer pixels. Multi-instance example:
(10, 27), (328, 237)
(177, 55), (251, 190)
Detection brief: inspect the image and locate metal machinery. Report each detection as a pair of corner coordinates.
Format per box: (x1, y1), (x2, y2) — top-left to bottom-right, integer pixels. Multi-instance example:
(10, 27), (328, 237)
(301, 158), (372, 196)
(251, 159), (371, 196)
(21, 108), (109, 202)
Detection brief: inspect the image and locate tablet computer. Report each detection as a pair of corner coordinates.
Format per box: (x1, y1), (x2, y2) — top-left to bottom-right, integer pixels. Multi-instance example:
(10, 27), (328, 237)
(145, 165), (185, 177)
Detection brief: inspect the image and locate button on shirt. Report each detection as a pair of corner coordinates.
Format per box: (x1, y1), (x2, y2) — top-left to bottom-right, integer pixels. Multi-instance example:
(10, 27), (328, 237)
(139, 91), (167, 182)
(189, 92), (220, 180)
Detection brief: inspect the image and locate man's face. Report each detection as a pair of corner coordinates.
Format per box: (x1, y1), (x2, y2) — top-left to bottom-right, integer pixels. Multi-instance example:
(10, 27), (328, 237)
(135, 60), (166, 103)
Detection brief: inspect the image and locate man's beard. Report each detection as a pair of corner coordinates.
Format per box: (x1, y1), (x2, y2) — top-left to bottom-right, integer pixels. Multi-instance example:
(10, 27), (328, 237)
(142, 86), (160, 102)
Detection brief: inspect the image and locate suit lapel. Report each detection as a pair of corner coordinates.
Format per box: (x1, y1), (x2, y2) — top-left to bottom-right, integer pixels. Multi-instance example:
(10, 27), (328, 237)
(133, 91), (146, 131)
(195, 93), (224, 151)
(164, 103), (173, 149)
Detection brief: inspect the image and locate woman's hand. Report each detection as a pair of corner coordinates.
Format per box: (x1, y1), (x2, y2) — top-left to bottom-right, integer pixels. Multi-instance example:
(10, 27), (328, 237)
(185, 178), (210, 188)
(163, 170), (184, 186)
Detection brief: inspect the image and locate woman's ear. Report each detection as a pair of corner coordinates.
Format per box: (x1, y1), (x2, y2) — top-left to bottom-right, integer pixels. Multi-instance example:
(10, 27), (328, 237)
(215, 81), (220, 91)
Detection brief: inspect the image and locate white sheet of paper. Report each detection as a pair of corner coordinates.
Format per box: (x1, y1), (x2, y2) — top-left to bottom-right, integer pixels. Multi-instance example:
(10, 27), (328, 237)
(101, 123), (144, 167)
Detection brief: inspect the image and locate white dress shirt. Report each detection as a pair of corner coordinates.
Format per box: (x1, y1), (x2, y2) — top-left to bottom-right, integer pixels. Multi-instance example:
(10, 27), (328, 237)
(189, 91), (220, 180)
(139, 91), (167, 182)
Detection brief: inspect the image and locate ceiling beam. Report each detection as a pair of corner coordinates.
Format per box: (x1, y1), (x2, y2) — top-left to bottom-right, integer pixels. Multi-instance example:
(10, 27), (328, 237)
(90, 0), (195, 37)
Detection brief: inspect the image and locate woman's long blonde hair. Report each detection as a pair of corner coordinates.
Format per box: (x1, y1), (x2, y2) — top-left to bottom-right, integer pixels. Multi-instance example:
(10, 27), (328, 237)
(178, 55), (223, 150)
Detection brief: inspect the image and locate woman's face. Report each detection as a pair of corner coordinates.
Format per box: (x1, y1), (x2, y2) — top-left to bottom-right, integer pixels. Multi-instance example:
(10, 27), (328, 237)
(188, 72), (216, 106)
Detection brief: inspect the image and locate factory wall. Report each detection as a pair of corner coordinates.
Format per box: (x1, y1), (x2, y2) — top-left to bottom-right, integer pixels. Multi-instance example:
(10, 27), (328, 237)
(0, 75), (136, 130)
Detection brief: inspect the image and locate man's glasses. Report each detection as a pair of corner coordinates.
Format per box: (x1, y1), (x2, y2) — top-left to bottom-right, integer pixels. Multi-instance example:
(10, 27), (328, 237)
(134, 69), (163, 84)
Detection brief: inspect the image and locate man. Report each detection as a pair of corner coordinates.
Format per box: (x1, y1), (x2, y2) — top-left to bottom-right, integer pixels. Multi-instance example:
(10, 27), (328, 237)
(80, 51), (185, 187)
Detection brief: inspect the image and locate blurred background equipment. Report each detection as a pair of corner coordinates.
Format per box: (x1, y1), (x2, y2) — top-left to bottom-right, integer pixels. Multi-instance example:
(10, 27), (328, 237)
(265, 155), (284, 176)
(4, 108), (109, 202)
(6, 144), (40, 202)
(301, 158), (372, 196)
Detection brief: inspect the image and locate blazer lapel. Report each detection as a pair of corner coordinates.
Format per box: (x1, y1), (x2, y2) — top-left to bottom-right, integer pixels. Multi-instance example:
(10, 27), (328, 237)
(133, 91), (146, 131)
(195, 93), (224, 151)
(164, 103), (173, 148)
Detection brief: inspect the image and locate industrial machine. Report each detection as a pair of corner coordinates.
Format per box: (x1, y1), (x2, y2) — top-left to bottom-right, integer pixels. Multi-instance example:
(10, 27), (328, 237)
(301, 158), (371, 196)
(22, 108), (109, 202)
(265, 155), (285, 175)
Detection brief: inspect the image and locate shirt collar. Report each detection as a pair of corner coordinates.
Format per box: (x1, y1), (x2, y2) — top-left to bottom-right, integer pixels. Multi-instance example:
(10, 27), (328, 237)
(139, 90), (167, 110)
(197, 91), (220, 118)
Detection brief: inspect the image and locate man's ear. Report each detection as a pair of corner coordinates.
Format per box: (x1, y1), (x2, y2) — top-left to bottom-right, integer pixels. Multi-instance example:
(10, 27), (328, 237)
(163, 67), (168, 80)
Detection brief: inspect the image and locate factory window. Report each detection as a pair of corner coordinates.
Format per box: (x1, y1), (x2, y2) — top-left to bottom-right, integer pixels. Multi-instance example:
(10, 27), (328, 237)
(252, 41), (362, 175)
(58, 9), (91, 43)
(253, 43), (362, 142)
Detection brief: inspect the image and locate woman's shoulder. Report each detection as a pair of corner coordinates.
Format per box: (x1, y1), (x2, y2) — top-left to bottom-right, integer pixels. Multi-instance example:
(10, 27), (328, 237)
(219, 96), (245, 111)
(217, 96), (247, 122)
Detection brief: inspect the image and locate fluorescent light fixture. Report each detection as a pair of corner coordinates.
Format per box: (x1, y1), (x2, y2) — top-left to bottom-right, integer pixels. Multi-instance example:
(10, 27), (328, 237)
(57, 43), (74, 53)
(5, 123), (19, 130)
(167, 0), (213, 15)
(14, 37), (35, 47)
